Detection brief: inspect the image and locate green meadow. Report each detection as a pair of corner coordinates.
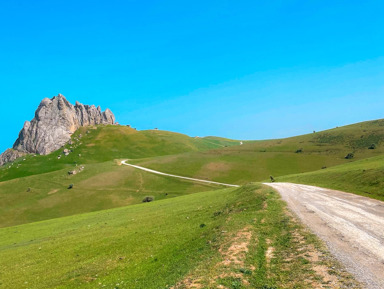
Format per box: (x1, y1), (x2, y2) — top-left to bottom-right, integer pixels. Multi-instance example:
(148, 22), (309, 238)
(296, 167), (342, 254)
(1, 118), (384, 288)
(1, 119), (384, 228)
(279, 154), (384, 201)
(0, 185), (357, 289)
(133, 118), (384, 184)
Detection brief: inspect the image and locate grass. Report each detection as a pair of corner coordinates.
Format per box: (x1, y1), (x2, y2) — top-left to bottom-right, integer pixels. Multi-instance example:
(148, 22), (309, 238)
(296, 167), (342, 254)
(0, 125), (241, 182)
(0, 184), (357, 289)
(1, 115), (381, 288)
(133, 149), (346, 185)
(278, 154), (384, 201)
(0, 126), (241, 227)
(0, 161), (222, 228)
(132, 118), (384, 185)
(2, 118), (384, 227)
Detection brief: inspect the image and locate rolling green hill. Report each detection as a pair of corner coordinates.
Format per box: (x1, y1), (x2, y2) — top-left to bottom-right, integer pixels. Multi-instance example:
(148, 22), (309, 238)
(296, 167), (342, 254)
(133, 119), (384, 184)
(0, 125), (241, 183)
(0, 184), (356, 289)
(2, 119), (384, 228)
(278, 154), (384, 201)
(1, 118), (380, 288)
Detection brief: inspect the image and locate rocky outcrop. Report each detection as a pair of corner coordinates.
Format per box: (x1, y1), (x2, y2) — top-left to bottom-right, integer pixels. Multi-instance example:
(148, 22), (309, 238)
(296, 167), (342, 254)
(0, 94), (115, 166)
(0, 149), (26, 167)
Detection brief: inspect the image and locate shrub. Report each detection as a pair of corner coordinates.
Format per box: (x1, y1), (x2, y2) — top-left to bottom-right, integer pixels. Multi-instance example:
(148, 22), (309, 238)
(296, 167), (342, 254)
(142, 196), (154, 203)
(295, 148), (303, 153)
(345, 153), (354, 159)
(368, 143), (376, 149)
(68, 184), (74, 189)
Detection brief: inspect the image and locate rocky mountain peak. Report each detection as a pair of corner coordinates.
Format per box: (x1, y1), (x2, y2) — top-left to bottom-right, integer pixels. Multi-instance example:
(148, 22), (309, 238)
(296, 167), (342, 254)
(0, 94), (116, 166)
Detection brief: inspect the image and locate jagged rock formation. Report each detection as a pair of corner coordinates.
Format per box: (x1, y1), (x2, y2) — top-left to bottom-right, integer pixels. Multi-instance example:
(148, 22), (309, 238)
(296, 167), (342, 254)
(0, 94), (115, 166)
(0, 149), (26, 166)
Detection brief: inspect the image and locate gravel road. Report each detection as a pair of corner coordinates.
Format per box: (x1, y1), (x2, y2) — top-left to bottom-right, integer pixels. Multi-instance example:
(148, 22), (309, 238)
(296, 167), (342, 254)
(265, 182), (384, 289)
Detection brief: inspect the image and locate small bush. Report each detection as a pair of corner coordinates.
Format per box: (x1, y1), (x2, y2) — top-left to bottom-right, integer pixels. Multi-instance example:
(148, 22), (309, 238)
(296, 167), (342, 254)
(199, 223), (206, 228)
(345, 153), (354, 159)
(68, 184), (74, 189)
(368, 143), (376, 149)
(295, 148), (303, 153)
(142, 196), (154, 203)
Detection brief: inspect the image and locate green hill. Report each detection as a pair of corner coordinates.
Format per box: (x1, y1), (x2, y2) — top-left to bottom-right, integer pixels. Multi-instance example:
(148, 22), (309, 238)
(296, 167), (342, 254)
(2, 119), (384, 228)
(0, 184), (356, 289)
(133, 119), (384, 184)
(1, 118), (378, 287)
(278, 154), (384, 201)
(0, 125), (241, 182)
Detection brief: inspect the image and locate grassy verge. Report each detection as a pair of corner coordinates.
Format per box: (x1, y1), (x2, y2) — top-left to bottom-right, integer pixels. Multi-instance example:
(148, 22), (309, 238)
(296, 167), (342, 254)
(172, 185), (358, 289)
(0, 184), (358, 288)
(278, 155), (384, 201)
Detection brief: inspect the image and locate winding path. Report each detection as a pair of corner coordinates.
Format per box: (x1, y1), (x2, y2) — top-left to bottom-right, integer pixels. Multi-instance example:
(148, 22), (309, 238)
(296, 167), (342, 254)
(266, 182), (384, 289)
(121, 160), (239, 188)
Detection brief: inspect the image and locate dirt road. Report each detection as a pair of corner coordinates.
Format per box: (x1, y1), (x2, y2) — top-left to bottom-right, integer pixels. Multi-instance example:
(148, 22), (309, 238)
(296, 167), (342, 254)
(121, 160), (240, 188)
(266, 182), (384, 289)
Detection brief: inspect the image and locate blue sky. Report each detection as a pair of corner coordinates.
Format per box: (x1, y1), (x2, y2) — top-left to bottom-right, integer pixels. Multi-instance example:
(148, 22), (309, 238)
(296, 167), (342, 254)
(1, 0), (383, 152)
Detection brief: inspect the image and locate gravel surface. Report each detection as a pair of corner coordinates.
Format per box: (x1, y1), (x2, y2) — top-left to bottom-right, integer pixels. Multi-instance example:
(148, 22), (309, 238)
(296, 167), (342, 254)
(266, 182), (384, 289)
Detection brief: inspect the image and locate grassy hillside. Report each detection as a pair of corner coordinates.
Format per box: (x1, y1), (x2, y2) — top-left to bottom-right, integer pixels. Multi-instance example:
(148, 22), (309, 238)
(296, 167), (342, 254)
(0, 125), (241, 182)
(133, 119), (384, 184)
(278, 154), (384, 201)
(0, 160), (223, 228)
(2, 119), (384, 227)
(0, 126), (242, 227)
(0, 184), (357, 289)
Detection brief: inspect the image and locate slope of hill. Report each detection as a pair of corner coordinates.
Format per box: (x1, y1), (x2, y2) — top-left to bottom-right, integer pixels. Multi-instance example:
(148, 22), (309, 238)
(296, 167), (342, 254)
(0, 125), (241, 182)
(133, 119), (384, 184)
(0, 125), (241, 227)
(0, 184), (357, 289)
(2, 119), (384, 228)
(278, 154), (384, 201)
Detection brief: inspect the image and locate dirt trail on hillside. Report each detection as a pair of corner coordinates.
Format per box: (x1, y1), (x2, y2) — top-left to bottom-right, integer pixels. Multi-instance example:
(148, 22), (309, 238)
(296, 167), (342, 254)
(265, 182), (384, 289)
(121, 160), (239, 188)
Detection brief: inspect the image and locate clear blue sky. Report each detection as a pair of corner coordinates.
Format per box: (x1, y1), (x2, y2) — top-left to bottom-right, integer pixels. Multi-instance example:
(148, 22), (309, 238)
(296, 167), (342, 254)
(1, 0), (383, 152)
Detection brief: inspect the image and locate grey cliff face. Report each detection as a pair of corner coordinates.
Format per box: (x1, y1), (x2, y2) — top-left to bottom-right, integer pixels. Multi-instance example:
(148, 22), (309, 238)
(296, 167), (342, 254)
(0, 149), (26, 167)
(0, 94), (115, 166)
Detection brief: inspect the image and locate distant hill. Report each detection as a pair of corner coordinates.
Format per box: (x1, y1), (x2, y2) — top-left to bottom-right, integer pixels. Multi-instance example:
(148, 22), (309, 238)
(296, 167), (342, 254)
(133, 119), (384, 184)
